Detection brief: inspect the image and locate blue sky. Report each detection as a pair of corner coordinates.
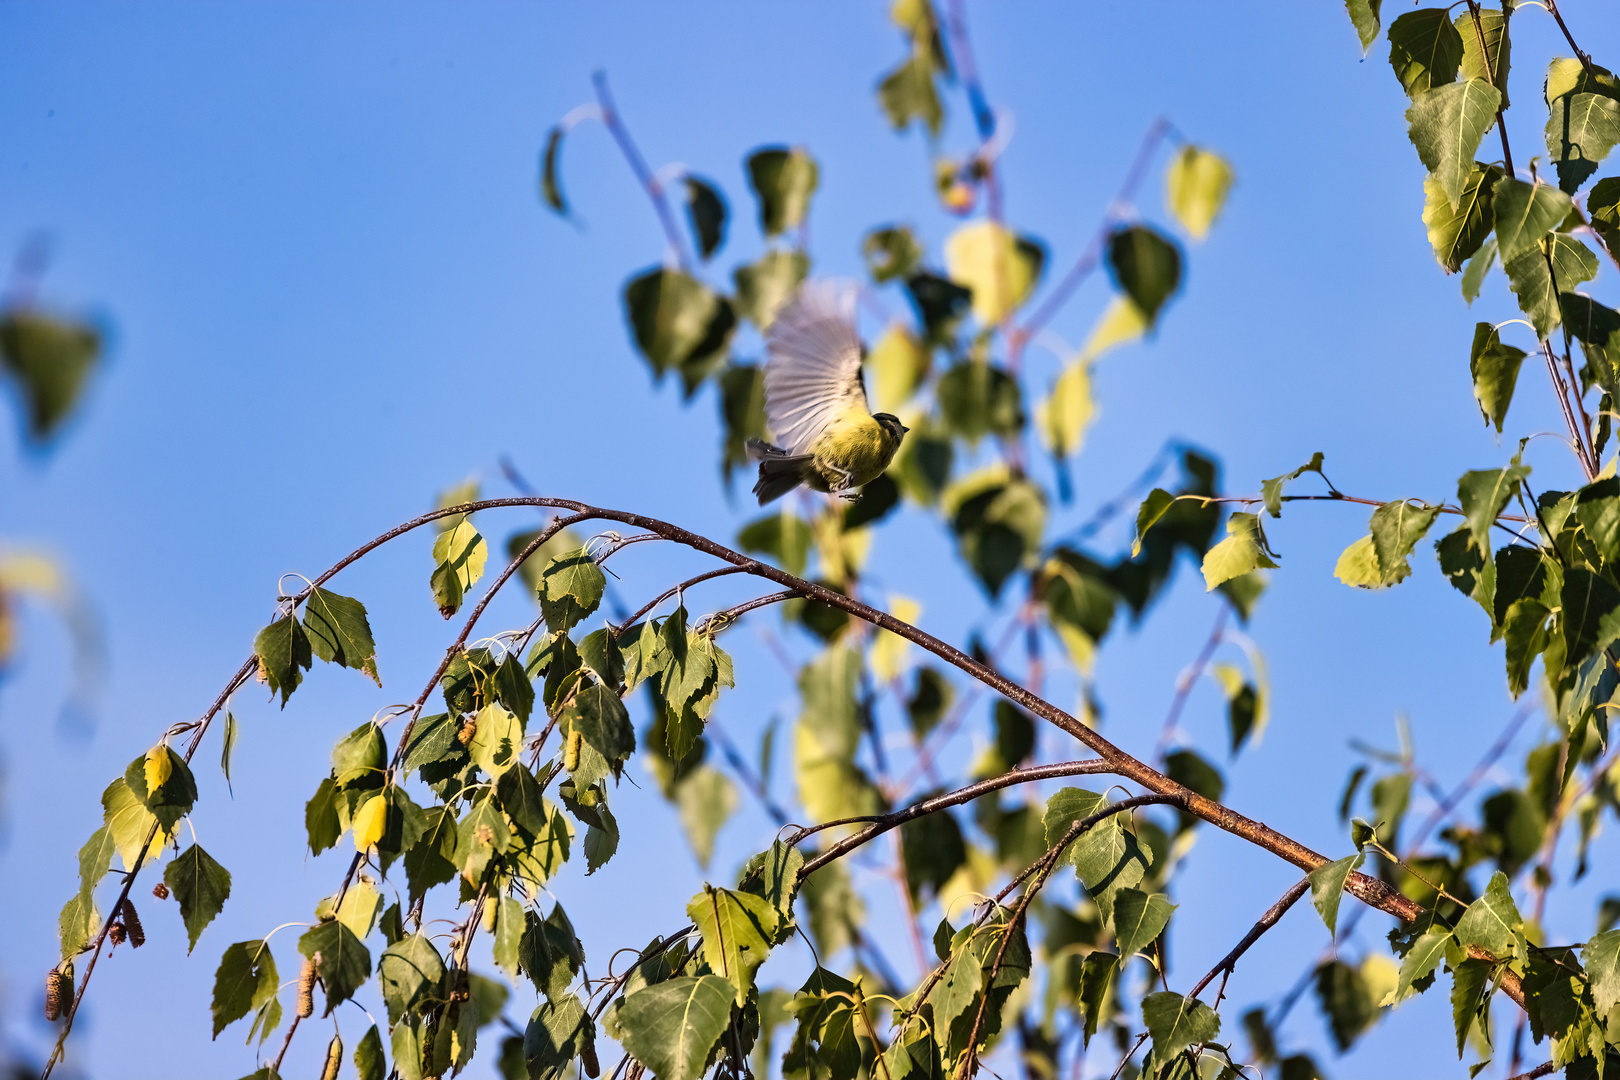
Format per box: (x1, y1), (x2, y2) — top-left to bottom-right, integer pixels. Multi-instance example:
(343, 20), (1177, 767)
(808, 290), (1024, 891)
(3, 3), (1619, 1078)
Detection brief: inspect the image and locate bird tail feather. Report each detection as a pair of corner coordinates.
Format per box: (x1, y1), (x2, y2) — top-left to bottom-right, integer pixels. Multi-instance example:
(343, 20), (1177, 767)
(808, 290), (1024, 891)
(750, 440), (814, 504)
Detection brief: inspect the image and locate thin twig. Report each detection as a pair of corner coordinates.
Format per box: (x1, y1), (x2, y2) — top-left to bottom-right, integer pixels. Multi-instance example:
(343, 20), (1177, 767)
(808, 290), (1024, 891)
(1542, 0), (1594, 78)
(1186, 877), (1310, 1003)
(615, 565), (750, 631)
(591, 72), (692, 270)
(1463, 1), (1513, 178)
(1152, 606), (1229, 765)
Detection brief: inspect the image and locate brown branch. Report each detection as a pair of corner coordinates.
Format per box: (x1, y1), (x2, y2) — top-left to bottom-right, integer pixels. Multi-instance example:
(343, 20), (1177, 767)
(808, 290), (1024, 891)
(1186, 876), (1310, 1004)
(1542, 0), (1595, 78)
(1463, 1), (1513, 178)
(615, 565), (750, 632)
(1505, 1063), (1557, 1080)
(796, 758), (1115, 877)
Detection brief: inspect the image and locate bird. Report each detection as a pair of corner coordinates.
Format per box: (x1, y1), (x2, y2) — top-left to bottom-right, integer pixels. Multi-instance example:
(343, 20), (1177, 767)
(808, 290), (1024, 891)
(749, 280), (909, 505)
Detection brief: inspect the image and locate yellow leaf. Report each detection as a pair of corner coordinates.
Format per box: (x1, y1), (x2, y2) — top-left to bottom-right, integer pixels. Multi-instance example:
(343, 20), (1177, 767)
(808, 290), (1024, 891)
(1052, 622), (1096, 676)
(144, 746), (173, 794)
(432, 519), (487, 592)
(1165, 146), (1234, 241)
(1334, 534), (1392, 590)
(1077, 296), (1149, 363)
(945, 220), (1038, 325)
(868, 324), (931, 412)
(469, 703), (522, 777)
(1036, 359), (1095, 457)
(352, 794), (388, 852)
(871, 596), (921, 684)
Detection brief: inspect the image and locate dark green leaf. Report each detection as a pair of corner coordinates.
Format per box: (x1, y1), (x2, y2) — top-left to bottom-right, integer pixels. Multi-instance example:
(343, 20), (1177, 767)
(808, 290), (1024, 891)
(354, 1025), (385, 1080)
(1450, 958), (1493, 1057)
(1141, 991), (1220, 1063)
(540, 547), (606, 634)
(906, 666), (952, 738)
(1456, 8), (1509, 104)
(332, 722), (387, 790)
(1423, 163), (1501, 272)
(519, 904), (586, 1002)
(1504, 234), (1600, 338)
(377, 932), (445, 1025)
(622, 267), (737, 391)
(525, 994), (595, 1080)
(674, 765), (735, 869)
(1105, 226), (1181, 325)
(164, 843), (231, 953)
(1495, 178), (1573, 264)
(303, 587), (380, 685)
(719, 363), (768, 483)
(123, 746), (197, 831)
(746, 147), (819, 237)
(1589, 176), (1620, 263)
(1469, 323), (1526, 432)
(1307, 853), (1364, 937)
(1261, 453), (1326, 518)
(566, 680), (636, 769)
(863, 226), (923, 283)
(1461, 236), (1497, 303)
(904, 271), (973, 347)
(497, 764), (551, 838)
(1522, 947), (1585, 1043)
(1315, 959), (1377, 1051)
(254, 614), (311, 706)
(212, 939), (279, 1038)
(305, 778), (341, 856)
(936, 361), (1023, 442)
(1547, 92), (1620, 194)
(298, 920), (372, 1016)
(540, 126), (567, 214)
(1112, 888), (1175, 958)
(1387, 9), (1463, 97)
(683, 176), (727, 260)
(737, 511), (814, 577)
(1561, 566), (1620, 665)
(901, 796), (967, 904)
(1345, 0), (1382, 54)
(1437, 527), (1496, 625)
(879, 54), (943, 135)
(1586, 928), (1620, 1014)
(1370, 500), (1442, 580)
(1459, 466), (1530, 550)
(1393, 931), (1451, 1005)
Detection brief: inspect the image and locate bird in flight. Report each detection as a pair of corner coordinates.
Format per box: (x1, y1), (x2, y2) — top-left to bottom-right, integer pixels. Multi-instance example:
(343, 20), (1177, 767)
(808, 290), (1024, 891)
(749, 280), (909, 505)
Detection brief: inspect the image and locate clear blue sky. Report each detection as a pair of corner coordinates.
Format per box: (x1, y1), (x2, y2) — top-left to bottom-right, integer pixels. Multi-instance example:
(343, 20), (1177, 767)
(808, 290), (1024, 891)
(3, 3), (1617, 1078)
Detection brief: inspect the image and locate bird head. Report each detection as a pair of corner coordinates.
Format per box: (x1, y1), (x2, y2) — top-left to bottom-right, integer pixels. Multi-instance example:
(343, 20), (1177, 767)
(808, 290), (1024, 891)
(873, 412), (910, 443)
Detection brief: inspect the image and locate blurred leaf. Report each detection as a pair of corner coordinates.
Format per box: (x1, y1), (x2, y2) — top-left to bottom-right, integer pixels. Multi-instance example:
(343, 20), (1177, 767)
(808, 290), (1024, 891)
(1387, 10), (1463, 98)
(738, 511), (813, 577)
(944, 469), (1046, 597)
(869, 323), (931, 411)
(1315, 959), (1378, 1051)
(674, 765), (736, 869)
(907, 666), (952, 738)
(901, 796), (966, 904)
(1165, 146), (1233, 240)
(0, 309), (101, 443)
(1037, 358), (1094, 458)
(540, 126), (567, 214)
(509, 526), (585, 597)
(1469, 323), (1525, 433)
(871, 594), (921, 683)
(683, 176), (728, 260)
(904, 271), (973, 346)
(733, 250), (809, 330)
(746, 147), (819, 237)
(945, 221), (1045, 325)
(1422, 164), (1500, 273)
(1589, 177), (1620, 263)
(1461, 236), (1497, 303)
(1201, 513), (1279, 590)
(1077, 294), (1151, 364)
(1406, 79), (1501, 208)
(879, 53), (943, 136)
(937, 360), (1023, 443)
(800, 860), (864, 957)
(718, 363), (767, 483)
(622, 267), (737, 392)
(1547, 92), (1620, 194)
(1105, 226), (1181, 326)
(863, 226), (923, 283)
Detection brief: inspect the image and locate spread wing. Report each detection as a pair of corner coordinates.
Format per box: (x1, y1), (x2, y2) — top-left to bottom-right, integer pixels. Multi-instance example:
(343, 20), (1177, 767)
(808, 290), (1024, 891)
(763, 279), (867, 456)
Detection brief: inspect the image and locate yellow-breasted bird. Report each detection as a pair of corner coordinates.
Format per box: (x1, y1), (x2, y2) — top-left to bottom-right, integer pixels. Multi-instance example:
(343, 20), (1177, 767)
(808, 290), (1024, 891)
(750, 280), (909, 505)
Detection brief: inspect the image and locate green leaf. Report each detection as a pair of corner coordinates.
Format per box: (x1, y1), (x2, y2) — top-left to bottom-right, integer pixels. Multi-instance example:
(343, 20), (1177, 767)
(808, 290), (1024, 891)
(1345, 0), (1382, 54)
(1547, 92), (1620, 194)
(1450, 958), (1493, 1057)
(1461, 236), (1497, 303)
(1423, 163), (1501, 272)
(497, 764), (551, 838)
(1141, 991), (1220, 1064)
(1562, 566), (1620, 665)
(900, 794), (967, 903)
(1469, 323), (1526, 432)
(1201, 513), (1279, 591)
(520, 904), (585, 1002)
(524, 994), (594, 1080)
(298, 920), (372, 1016)
(1307, 854), (1364, 937)
(733, 249), (809, 330)
(1586, 928), (1620, 1014)
(540, 547), (606, 634)
(1503, 598), (1552, 696)
(944, 221), (1045, 325)
(1459, 466), (1530, 550)
(863, 226), (923, 283)
(1387, 9), (1463, 98)
(1562, 293), (1620, 400)
(220, 709), (238, 793)
(469, 703), (522, 778)
(305, 778), (341, 856)
(1133, 489), (1177, 555)
(746, 146), (819, 237)
(738, 840), (805, 933)
(616, 976), (734, 1080)
(1315, 959), (1378, 1051)
(1437, 527), (1496, 623)
(57, 892), (98, 960)
(686, 885), (776, 1004)
(212, 940), (279, 1038)
(124, 746), (197, 831)
(1077, 952), (1119, 1046)
(164, 843), (231, 953)
(879, 53), (944, 136)
(1045, 788), (1152, 924)
(1522, 947), (1585, 1043)
(1456, 8), (1509, 103)
(1112, 888), (1175, 958)
(1391, 931), (1451, 1006)
(1165, 145), (1233, 241)
(1370, 500), (1442, 580)
(1261, 452), (1326, 518)
(303, 587), (380, 685)
(254, 613), (311, 706)
(0, 310), (101, 442)
(1105, 225), (1181, 326)
(1589, 176), (1620, 263)
(674, 766), (736, 869)
(430, 518), (487, 618)
(404, 806), (459, 903)
(1494, 178), (1573, 264)
(1406, 79), (1502, 208)
(377, 932), (445, 1025)
(719, 362), (768, 481)
(354, 1025), (385, 1080)
(540, 126), (567, 214)
(683, 176), (727, 261)
(1454, 870), (1523, 957)
(1504, 234), (1600, 338)
(332, 722), (387, 790)
(622, 267), (737, 391)
(937, 361), (1025, 445)
(565, 681), (636, 770)
(737, 511), (814, 578)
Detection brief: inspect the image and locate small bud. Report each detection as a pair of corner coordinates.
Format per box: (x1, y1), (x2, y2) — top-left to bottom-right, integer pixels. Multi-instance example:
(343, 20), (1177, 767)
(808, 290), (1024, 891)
(44, 968), (71, 1022)
(152, 882), (170, 900)
(296, 955), (317, 1018)
(117, 898), (145, 948)
(109, 923), (127, 946)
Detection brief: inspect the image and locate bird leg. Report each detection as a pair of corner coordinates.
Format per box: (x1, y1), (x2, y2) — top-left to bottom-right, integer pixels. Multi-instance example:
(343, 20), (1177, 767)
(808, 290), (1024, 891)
(825, 463), (860, 500)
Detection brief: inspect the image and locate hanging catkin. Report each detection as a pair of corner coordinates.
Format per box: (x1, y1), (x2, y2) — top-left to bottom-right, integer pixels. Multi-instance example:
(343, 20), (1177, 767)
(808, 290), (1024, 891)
(296, 955), (317, 1018)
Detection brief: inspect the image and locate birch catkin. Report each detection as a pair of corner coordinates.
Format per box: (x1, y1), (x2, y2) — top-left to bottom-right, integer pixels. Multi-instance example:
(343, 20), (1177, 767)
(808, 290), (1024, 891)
(296, 955), (318, 1018)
